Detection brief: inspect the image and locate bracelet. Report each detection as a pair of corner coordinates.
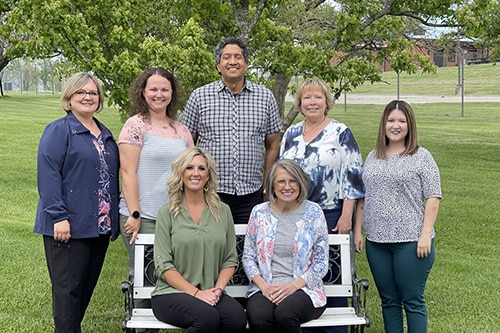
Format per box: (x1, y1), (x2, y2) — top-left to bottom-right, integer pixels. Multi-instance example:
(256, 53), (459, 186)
(194, 289), (199, 297)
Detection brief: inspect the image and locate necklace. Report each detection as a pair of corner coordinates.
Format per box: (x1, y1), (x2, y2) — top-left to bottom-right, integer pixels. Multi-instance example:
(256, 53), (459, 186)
(303, 116), (327, 135)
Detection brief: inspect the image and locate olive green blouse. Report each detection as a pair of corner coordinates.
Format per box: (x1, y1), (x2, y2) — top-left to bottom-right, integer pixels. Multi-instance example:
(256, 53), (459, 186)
(151, 201), (238, 296)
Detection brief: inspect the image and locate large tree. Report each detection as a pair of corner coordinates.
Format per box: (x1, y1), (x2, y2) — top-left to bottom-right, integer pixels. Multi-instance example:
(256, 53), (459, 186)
(457, 0), (500, 61)
(7, 0), (461, 124)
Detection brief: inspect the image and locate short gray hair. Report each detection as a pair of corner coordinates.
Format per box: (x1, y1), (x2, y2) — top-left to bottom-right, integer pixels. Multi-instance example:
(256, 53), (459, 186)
(266, 159), (311, 203)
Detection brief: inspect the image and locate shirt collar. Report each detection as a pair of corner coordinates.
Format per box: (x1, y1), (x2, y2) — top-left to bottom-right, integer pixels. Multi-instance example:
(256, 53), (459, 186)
(66, 112), (112, 140)
(217, 78), (253, 94)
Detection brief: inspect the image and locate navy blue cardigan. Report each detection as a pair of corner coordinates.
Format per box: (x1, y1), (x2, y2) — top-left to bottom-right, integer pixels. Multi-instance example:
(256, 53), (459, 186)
(34, 112), (120, 240)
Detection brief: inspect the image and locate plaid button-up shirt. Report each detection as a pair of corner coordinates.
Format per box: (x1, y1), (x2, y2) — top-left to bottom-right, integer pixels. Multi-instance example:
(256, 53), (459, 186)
(182, 79), (282, 195)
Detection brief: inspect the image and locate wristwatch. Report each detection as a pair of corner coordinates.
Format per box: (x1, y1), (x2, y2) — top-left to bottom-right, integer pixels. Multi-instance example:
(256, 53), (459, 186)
(131, 210), (140, 219)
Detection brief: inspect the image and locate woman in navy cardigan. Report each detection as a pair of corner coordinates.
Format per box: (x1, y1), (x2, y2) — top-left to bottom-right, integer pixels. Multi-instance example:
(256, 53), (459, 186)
(34, 72), (119, 333)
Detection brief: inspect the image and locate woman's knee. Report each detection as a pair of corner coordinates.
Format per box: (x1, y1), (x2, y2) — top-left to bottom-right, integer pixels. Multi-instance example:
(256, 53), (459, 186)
(191, 316), (219, 332)
(274, 305), (301, 328)
(218, 300), (247, 332)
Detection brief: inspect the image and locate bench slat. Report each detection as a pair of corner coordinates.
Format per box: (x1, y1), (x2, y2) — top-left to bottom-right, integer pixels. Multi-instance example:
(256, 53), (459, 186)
(132, 284), (354, 300)
(127, 308), (369, 329)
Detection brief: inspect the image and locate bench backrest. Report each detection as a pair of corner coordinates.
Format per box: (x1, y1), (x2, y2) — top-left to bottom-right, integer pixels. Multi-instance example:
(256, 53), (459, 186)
(132, 224), (356, 300)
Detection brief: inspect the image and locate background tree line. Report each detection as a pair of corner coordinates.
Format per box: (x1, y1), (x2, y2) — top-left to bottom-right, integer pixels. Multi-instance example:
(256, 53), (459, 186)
(1, 58), (62, 94)
(1, 0), (498, 126)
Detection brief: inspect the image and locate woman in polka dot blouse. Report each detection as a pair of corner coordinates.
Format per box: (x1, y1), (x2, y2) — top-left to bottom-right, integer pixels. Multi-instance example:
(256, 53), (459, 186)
(354, 100), (441, 333)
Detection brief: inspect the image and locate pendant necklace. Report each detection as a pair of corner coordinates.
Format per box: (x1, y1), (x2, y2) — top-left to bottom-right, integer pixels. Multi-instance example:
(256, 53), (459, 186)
(303, 116), (327, 135)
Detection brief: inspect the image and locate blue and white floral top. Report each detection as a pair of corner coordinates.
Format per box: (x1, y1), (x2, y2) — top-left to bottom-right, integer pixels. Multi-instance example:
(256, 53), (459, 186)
(242, 201), (329, 307)
(280, 119), (364, 210)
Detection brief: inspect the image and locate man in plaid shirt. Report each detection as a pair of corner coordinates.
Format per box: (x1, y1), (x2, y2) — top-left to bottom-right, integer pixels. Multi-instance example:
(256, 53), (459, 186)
(182, 36), (283, 224)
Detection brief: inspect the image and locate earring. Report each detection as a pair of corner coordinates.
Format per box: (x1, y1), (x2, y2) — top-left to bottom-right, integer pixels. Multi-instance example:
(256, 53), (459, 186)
(204, 185), (209, 192)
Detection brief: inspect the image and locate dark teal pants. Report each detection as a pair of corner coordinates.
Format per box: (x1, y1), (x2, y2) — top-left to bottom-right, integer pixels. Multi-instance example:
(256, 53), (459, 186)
(366, 239), (435, 333)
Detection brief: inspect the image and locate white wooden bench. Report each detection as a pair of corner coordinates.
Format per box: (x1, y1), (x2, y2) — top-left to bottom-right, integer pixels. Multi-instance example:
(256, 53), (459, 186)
(121, 224), (370, 332)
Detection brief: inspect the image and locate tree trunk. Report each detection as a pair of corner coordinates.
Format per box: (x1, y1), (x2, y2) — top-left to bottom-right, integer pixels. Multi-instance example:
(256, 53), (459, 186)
(0, 56), (9, 96)
(282, 104), (300, 131)
(269, 73), (299, 131)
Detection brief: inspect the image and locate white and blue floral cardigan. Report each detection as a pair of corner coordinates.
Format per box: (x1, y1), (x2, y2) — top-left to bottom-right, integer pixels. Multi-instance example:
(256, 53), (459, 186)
(242, 201), (329, 307)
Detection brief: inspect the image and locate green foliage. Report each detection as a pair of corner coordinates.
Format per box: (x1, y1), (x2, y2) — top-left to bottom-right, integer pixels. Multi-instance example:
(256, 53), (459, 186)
(5, 0), (496, 129)
(6, 0), (217, 118)
(458, 0), (500, 61)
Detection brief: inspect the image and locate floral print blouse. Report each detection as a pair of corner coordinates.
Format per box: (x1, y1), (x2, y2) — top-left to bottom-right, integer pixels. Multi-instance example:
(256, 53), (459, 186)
(242, 201), (329, 307)
(280, 119), (364, 210)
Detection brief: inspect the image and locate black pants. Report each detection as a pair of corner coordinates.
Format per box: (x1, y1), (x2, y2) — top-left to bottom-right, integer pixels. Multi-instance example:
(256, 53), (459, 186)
(246, 290), (326, 333)
(218, 188), (263, 224)
(152, 293), (247, 333)
(43, 234), (110, 333)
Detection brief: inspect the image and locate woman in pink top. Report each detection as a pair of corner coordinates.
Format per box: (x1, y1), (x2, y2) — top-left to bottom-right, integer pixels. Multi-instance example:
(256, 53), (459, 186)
(118, 68), (193, 323)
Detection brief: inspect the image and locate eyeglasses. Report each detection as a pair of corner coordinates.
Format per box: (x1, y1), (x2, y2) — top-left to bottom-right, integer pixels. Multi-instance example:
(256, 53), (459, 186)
(274, 179), (299, 188)
(75, 90), (99, 98)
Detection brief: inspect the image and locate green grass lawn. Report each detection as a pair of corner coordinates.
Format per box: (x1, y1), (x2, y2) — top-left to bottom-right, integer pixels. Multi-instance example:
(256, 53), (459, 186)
(1, 90), (499, 332)
(351, 62), (500, 96)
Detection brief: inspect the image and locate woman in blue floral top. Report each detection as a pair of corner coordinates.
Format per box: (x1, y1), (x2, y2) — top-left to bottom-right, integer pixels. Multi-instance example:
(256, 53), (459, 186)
(242, 159), (329, 332)
(280, 77), (364, 333)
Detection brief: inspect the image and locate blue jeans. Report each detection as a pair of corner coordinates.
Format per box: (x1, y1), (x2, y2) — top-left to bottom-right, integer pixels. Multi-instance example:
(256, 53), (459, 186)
(366, 239), (435, 333)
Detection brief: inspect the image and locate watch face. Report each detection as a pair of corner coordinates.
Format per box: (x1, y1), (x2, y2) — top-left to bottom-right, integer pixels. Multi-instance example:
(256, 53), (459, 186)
(132, 211), (140, 219)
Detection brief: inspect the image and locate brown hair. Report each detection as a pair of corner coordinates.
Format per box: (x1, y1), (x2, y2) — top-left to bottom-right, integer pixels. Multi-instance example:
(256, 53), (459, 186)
(128, 67), (180, 121)
(375, 100), (419, 159)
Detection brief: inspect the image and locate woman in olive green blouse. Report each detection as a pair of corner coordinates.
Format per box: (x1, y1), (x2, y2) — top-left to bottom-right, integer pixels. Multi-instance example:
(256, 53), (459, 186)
(151, 147), (246, 333)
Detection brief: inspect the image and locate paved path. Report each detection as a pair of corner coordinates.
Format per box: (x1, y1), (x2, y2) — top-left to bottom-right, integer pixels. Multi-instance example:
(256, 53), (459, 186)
(287, 94), (500, 104)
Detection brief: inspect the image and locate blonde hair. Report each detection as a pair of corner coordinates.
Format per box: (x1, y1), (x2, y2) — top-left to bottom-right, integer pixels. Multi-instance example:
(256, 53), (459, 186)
(294, 77), (334, 116)
(375, 100), (419, 159)
(167, 147), (221, 220)
(61, 72), (104, 112)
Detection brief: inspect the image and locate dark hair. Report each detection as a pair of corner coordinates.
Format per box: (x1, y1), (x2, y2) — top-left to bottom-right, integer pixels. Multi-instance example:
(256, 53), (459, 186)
(129, 67), (179, 121)
(214, 37), (249, 64)
(266, 159), (311, 203)
(375, 100), (419, 159)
